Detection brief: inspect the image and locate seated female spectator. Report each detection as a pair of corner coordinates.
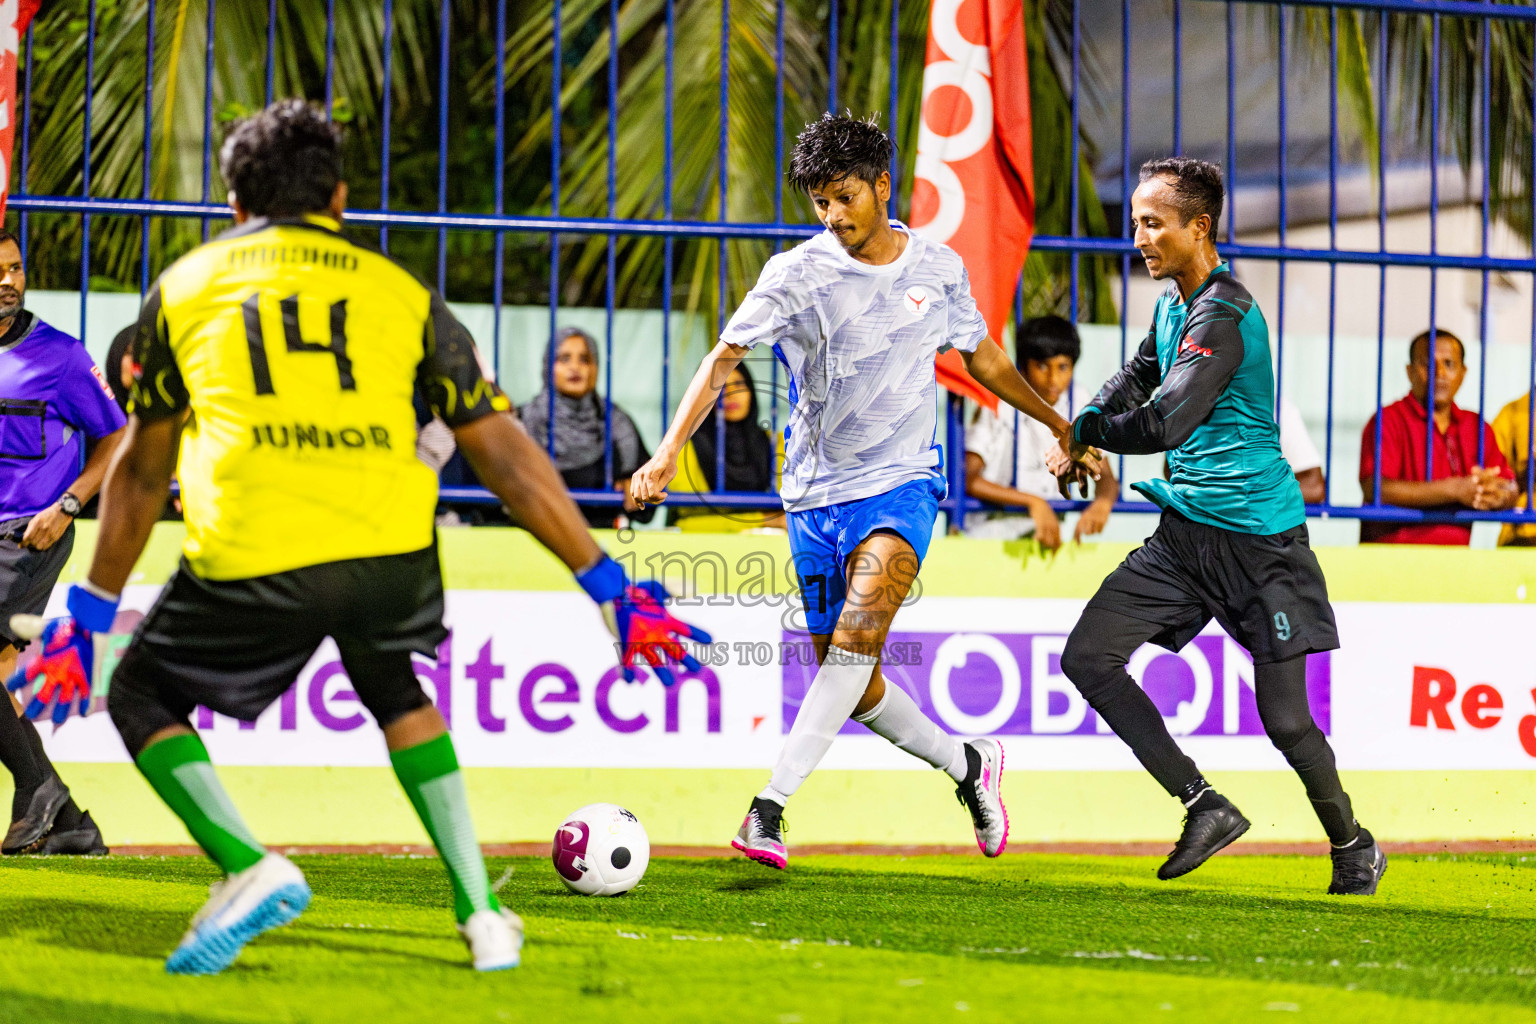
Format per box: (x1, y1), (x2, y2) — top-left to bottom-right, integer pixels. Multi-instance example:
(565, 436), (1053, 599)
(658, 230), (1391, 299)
(518, 326), (656, 529)
(667, 362), (782, 531)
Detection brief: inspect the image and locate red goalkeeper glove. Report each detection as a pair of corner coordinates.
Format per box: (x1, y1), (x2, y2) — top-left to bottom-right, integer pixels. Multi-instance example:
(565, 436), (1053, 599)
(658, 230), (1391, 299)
(4, 584), (119, 725)
(576, 556), (713, 686)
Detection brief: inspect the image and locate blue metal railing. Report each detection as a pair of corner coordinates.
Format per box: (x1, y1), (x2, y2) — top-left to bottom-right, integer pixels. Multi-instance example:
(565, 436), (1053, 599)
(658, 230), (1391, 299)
(12, 0), (1536, 535)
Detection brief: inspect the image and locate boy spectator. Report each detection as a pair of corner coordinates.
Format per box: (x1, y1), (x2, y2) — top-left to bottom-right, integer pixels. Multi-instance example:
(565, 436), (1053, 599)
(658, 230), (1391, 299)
(964, 315), (1117, 548)
(1492, 393), (1536, 546)
(1359, 328), (1515, 544)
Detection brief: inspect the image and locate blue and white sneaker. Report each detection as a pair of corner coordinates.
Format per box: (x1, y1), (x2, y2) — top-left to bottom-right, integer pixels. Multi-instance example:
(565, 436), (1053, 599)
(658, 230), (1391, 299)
(165, 853), (311, 975)
(458, 906), (524, 971)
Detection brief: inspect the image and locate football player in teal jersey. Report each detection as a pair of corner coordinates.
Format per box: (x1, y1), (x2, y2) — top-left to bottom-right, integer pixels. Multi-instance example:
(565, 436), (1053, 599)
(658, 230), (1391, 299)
(1057, 157), (1384, 895)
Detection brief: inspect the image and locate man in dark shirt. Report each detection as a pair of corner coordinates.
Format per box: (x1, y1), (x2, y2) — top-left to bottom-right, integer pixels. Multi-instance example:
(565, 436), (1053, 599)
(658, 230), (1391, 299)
(1059, 158), (1383, 896)
(1359, 329), (1515, 544)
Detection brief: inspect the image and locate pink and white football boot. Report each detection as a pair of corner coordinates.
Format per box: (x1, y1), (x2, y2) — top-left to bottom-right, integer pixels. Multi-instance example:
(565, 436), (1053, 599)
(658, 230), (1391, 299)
(731, 797), (787, 870)
(955, 738), (1008, 856)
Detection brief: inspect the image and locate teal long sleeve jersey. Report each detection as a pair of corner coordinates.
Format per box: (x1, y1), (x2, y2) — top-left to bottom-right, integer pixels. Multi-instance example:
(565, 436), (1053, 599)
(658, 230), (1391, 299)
(1072, 262), (1305, 536)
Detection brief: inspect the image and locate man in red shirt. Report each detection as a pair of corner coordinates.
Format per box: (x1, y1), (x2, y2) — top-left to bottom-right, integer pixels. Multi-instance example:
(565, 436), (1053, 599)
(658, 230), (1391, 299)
(1359, 328), (1516, 544)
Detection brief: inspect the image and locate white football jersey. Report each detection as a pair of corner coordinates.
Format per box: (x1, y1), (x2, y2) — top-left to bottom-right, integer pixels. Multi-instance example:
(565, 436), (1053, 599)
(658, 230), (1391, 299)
(720, 223), (987, 511)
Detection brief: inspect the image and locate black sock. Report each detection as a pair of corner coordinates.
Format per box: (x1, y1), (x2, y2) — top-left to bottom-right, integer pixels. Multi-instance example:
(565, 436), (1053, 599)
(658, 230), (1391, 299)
(1331, 823), (1368, 850)
(1180, 777), (1226, 814)
(1061, 607), (1204, 798)
(1, 702), (45, 819)
(1254, 656), (1358, 846)
(16, 712), (83, 830)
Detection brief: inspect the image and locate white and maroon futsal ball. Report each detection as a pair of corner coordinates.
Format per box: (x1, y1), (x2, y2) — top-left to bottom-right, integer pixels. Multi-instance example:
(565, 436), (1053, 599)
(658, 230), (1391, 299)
(551, 803), (650, 896)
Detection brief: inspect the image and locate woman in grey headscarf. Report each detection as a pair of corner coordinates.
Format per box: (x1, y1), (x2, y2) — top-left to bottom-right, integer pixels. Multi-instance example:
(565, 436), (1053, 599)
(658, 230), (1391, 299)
(517, 327), (656, 528)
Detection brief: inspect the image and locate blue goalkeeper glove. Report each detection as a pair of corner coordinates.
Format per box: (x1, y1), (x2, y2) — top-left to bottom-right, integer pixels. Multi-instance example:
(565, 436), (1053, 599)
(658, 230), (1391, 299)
(576, 555), (712, 686)
(5, 584), (119, 725)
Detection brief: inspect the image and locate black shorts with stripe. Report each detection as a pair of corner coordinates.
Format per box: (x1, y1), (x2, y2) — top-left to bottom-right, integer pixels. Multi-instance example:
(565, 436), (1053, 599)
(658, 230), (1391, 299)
(1086, 508), (1339, 665)
(108, 544), (446, 754)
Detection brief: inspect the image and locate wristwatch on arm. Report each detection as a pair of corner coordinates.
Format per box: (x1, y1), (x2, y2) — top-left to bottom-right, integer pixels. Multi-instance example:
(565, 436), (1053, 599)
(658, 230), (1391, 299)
(58, 492), (82, 518)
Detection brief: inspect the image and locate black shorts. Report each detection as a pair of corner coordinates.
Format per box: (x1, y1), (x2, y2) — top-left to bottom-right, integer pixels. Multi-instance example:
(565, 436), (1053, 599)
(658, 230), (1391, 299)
(109, 545), (446, 752)
(0, 517), (74, 650)
(1087, 508), (1339, 665)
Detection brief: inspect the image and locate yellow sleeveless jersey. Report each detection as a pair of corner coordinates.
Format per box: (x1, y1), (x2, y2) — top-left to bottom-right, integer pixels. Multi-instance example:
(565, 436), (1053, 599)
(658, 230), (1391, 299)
(128, 215), (509, 580)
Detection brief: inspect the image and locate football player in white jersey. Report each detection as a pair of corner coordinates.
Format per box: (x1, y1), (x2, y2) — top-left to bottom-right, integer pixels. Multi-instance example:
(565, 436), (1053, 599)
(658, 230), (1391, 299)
(631, 114), (1101, 869)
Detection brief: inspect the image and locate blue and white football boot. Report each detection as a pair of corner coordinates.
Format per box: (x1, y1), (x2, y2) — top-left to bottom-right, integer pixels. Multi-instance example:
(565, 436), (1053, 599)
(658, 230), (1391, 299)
(165, 852), (311, 975)
(458, 906), (525, 971)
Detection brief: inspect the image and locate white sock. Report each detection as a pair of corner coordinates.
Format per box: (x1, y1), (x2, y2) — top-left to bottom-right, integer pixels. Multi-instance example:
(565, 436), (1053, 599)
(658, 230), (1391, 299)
(756, 784), (791, 806)
(765, 645), (878, 801)
(853, 683), (969, 782)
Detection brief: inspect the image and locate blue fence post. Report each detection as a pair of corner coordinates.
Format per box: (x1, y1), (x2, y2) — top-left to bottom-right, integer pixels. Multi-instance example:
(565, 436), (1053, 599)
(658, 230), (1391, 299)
(661, 0), (675, 440)
(887, 0), (899, 218)
(714, 0), (730, 493)
(1323, 7), (1339, 510)
(1371, 10), (1388, 510)
(16, 18), (31, 260)
(604, 0), (618, 492)
(1425, 12), (1441, 488)
(436, 0), (451, 294)
(1476, 8), (1490, 466)
(324, 0), (336, 116)
(200, 0), (215, 243)
(547, 0), (563, 462)
(1069, 0), (1080, 333)
(140, 0), (156, 296)
(80, 0), (98, 345)
(1276, 10), (1288, 427)
(379, 0), (394, 252)
(264, 0), (276, 106)
(493, 0), (507, 382)
(1528, 19), (1536, 516)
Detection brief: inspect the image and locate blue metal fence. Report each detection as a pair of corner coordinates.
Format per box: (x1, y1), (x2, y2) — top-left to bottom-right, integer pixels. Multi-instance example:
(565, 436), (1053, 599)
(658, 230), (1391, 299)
(9, 0), (1536, 532)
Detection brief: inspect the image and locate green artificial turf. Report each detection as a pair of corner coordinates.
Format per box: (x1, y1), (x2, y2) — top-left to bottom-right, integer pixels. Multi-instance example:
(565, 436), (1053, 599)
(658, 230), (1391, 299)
(1, 851), (1534, 1023)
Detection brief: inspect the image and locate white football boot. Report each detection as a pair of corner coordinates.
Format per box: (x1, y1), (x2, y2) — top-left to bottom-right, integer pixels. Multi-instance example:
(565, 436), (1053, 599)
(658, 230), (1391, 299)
(459, 906), (524, 971)
(165, 853), (311, 975)
(955, 738), (1008, 857)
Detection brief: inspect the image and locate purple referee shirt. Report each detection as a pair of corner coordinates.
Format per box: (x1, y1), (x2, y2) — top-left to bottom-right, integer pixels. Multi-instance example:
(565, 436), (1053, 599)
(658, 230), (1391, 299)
(0, 311), (127, 522)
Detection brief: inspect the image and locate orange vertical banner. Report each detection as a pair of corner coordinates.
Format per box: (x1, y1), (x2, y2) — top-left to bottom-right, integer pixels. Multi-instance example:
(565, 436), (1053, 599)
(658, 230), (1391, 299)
(910, 0), (1034, 411)
(0, 0), (40, 224)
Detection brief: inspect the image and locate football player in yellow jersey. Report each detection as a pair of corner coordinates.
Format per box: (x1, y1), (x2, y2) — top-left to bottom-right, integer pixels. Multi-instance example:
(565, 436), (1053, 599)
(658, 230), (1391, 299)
(11, 101), (708, 975)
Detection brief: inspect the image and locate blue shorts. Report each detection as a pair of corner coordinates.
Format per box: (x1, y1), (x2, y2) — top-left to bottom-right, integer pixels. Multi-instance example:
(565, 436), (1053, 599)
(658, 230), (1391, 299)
(786, 475), (944, 635)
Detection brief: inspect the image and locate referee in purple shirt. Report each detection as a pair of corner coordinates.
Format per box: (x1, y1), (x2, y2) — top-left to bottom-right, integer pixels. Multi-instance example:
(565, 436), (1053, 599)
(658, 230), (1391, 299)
(0, 231), (127, 856)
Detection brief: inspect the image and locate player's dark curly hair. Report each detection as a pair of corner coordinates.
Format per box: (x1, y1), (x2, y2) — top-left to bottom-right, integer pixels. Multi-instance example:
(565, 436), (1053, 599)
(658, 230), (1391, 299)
(787, 113), (893, 194)
(1139, 156), (1224, 235)
(219, 100), (343, 218)
(1017, 315), (1081, 366)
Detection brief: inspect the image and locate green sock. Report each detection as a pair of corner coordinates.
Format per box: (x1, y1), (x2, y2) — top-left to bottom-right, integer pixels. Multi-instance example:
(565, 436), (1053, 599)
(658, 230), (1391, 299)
(136, 733), (265, 875)
(390, 733), (496, 923)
